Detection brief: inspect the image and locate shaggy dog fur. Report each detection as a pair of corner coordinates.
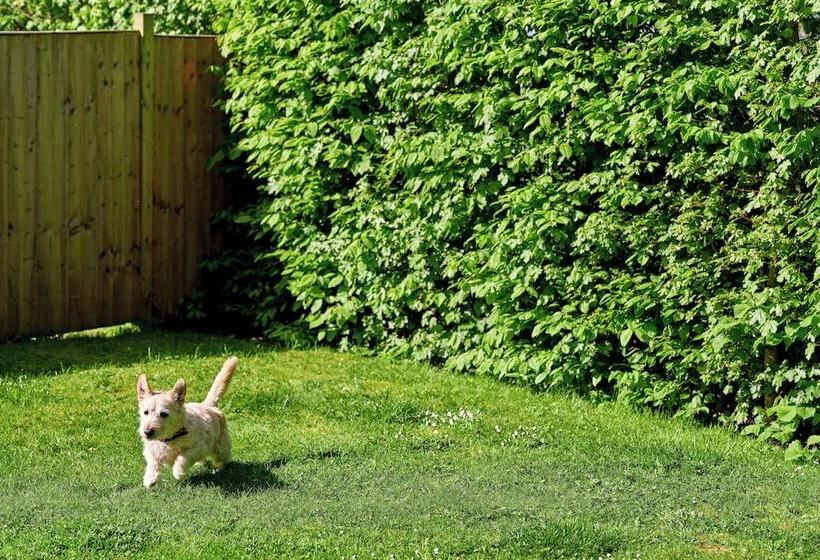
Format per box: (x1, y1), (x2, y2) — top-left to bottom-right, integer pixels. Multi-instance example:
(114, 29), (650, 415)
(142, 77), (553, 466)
(137, 356), (239, 488)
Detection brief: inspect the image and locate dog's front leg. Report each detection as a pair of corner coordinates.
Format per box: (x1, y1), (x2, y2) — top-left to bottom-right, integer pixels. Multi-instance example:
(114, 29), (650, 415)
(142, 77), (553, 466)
(143, 459), (160, 488)
(172, 455), (190, 481)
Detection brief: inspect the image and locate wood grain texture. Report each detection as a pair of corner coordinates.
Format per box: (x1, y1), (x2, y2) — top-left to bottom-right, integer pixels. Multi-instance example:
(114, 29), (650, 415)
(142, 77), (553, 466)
(0, 37), (9, 338)
(135, 13), (155, 320)
(0, 28), (224, 339)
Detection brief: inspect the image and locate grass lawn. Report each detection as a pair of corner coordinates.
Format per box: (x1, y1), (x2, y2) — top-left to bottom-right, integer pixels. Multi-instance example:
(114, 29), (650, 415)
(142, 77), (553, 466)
(1, 327), (820, 559)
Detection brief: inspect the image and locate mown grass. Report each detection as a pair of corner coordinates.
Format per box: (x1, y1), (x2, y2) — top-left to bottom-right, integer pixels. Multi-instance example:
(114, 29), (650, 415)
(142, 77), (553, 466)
(1, 326), (819, 559)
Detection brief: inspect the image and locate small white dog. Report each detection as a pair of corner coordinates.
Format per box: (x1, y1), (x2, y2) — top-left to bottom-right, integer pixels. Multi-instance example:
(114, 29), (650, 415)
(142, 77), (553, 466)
(137, 356), (239, 488)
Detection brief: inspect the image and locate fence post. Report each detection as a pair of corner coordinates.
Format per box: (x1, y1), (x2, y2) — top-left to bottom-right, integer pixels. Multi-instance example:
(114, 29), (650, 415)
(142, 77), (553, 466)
(134, 13), (155, 319)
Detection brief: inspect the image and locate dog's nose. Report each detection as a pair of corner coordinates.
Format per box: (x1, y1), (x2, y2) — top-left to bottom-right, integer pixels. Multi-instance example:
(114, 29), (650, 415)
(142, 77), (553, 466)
(144, 429), (155, 438)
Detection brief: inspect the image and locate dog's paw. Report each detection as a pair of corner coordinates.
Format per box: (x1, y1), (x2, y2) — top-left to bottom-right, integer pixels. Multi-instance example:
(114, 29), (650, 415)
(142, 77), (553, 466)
(143, 477), (158, 488)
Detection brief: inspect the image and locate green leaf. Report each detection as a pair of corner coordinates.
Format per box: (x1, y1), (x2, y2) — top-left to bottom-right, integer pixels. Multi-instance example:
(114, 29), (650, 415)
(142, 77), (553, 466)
(350, 125), (363, 144)
(785, 441), (807, 462)
(558, 143), (572, 159)
(711, 335), (729, 352)
(363, 125), (377, 144)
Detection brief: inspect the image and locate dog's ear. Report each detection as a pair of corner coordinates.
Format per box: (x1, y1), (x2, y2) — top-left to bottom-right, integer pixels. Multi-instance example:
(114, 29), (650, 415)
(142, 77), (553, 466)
(168, 378), (186, 404)
(137, 375), (151, 400)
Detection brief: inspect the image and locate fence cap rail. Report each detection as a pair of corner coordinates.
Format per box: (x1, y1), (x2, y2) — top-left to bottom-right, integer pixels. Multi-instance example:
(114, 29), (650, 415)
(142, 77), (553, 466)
(156, 34), (219, 39)
(0, 31), (217, 38)
(0, 30), (141, 35)
(0, 29), (143, 37)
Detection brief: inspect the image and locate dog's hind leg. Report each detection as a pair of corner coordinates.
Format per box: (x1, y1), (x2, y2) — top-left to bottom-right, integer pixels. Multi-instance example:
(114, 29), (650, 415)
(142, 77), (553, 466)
(172, 455), (190, 481)
(211, 447), (230, 470)
(211, 430), (231, 470)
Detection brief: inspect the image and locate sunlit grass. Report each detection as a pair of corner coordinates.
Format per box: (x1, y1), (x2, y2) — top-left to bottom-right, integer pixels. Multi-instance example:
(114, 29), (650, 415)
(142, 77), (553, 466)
(57, 322), (143, 339)
(1, 328), (819, 559)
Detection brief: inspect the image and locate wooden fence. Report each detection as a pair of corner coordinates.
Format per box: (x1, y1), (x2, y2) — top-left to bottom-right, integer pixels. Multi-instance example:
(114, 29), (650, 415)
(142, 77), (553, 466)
(0, 14), (225, 340)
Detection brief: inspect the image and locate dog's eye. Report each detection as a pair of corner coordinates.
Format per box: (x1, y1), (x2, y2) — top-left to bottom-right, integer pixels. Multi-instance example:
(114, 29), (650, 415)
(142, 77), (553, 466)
(159, 411), (168, 418)
(143, 410), (148, 416)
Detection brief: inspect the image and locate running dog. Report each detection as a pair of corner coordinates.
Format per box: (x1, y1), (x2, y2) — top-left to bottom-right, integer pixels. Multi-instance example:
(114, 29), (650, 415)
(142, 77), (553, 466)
(136, 356), (239, 488)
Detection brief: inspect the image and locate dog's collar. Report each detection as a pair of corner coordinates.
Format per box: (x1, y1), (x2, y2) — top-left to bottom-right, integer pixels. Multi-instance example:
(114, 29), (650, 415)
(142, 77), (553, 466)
(161, 427), (188, 443)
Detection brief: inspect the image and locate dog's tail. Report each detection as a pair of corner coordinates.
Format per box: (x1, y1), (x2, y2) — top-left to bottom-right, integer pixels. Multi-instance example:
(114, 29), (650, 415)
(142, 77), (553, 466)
(203, 356), (239, 407)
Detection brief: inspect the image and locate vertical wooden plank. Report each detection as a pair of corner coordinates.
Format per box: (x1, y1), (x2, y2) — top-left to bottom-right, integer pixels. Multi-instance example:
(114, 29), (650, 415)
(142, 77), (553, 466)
(0, 37), (9, 339)
(161, 38), (174, 315)
(135, 13), (155, 320)
(124, 33), (142, 321)
(19, 36), (40, 335)
(170, 38), (186, 314)
(100, 35), (116, 327)
(183, 38), (200, 293)
(152, 37), (167, 316)
(157, 36), (177, 317)
(110, 34), (126, 324)
(33, 33), (51, 333)
(48, 34), (63, 333)
(82, 36), (101, 328)
(40, 33), (65, 332)
(6, 36), (24, 338)
(58, 33), (76, 331)
(65, 34), (85, 331)
(84, 38), (99, 330)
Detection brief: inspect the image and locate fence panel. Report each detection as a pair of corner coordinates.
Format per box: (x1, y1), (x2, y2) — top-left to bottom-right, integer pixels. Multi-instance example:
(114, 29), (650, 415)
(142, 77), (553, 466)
(151, 35), (224, 317)
(0, 23), (224, 340)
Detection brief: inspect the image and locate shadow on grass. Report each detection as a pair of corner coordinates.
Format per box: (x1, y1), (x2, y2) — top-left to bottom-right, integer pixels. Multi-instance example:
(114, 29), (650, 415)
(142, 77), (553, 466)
(187, 459), (289, 496)
(0, 325), (271, 379)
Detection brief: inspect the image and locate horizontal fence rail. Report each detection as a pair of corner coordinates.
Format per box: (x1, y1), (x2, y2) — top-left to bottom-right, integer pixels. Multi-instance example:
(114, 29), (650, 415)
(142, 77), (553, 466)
(0, 14), (224, 340)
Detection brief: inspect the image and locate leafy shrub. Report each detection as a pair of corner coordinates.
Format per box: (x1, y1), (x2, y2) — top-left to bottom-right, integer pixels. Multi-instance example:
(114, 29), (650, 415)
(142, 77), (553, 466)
(0, 0), (215, 33)
(212, 0), (820, 445)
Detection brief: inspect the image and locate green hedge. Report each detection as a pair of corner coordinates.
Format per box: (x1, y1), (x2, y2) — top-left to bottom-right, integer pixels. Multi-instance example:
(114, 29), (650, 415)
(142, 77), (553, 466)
(0, 0), (215, 33)
(213, 0), (820, 449)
